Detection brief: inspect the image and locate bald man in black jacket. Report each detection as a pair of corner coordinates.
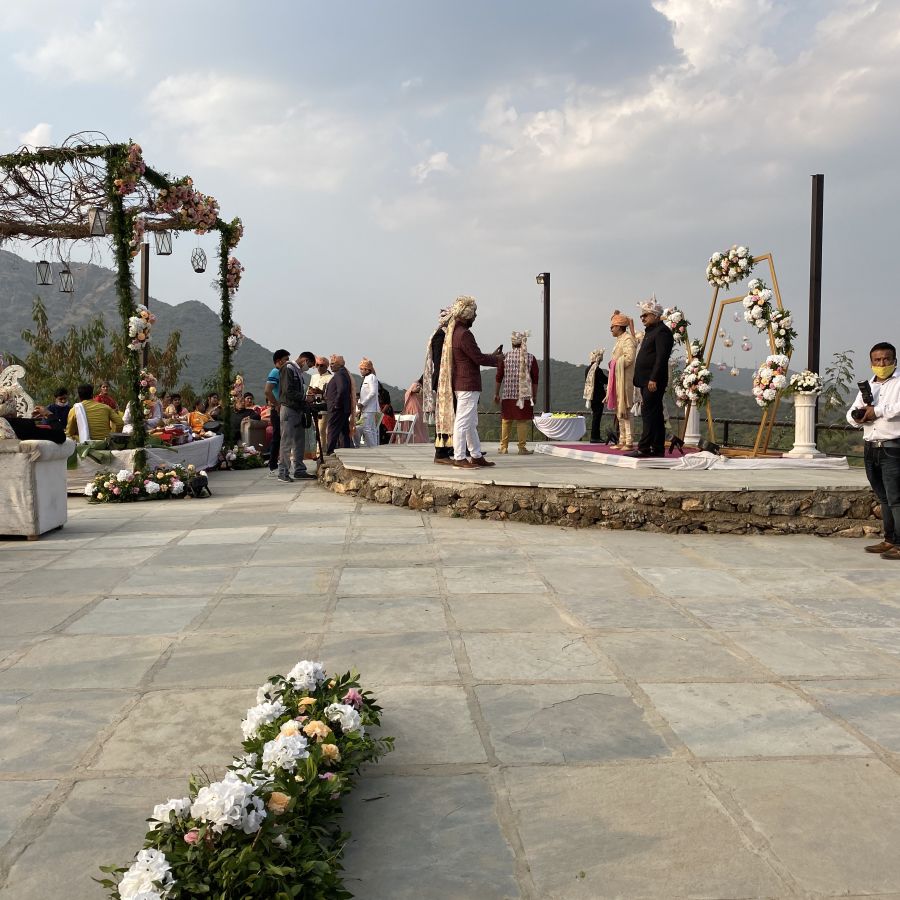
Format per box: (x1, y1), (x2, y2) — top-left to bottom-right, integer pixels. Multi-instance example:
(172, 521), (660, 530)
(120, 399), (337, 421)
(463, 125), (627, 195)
(629, 303), (674, 458)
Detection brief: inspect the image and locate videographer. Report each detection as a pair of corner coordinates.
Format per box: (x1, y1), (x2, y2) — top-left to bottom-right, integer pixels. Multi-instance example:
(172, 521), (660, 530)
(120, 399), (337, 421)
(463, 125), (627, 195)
(847, 341), (900, 560)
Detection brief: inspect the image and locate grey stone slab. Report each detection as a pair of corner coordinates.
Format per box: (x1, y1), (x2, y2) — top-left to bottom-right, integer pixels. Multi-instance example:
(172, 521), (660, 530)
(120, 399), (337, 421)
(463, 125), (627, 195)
(338, 566), (439, 596)
(91, 687), (251, 774)
(727, 567), (866, 601)
(643, 682), (870, 757)
(595, 630), (764, 681)
(463, 632), (615, 682)
(0, 689), (131, 773)
(5, 567), (131, 600)
(48, 547), (161, 569)
(196, 595), (329, 634)
(225, 565), (332, 595)
(63, 595), (212, 635)
(678, 595), (815, 628)
(436, 545), (532, 568)
(146, 542), (259, 567)
(557, 593), (696, 629)
(0, 776), (185, 900)
(353, 527), (429, 544)
(342, 775), (519, 900)
(318, 631), (459, 686)
(0, 780), (57, 848)
(727, 628), (900, 678)
(637, 567), (761, 601)
(448, 594), (573, 631)
(373, 685), (487, 765)
(266, 525), (350, 544)
(0, 635), (171, 691)
(519, 543), (617, 564)
(804, 680), (900, 752)
(329, 595), (446, 632)
(88, 530), (186, 548)
(710, 758), (900, 895)
(149, 633), (318, 688)
(1, 597), (95, 636)
(176, 525), (268, 545)
(342, 543), (440, 566)
(111, 564), (235, 595)
(476, 682), (670, 764)
(791, 595), (900, 628)
(442, 566), (547, 594)
(0, 552), (64, 573)
(505, 762), (785, 899)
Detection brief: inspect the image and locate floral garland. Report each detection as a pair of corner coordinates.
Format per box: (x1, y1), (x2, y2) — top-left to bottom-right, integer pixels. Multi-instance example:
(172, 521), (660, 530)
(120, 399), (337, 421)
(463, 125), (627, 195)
(84, 464), (192, 502)
(661, 306), (690, 345)
(100, 661), (392, 900)
(138, 369), (158, 419)
(225, 256), (244, 293)
(226, 216), (244, 249)
(673, 356), (712, 408)
(742, 279), (797, 354)
(752, 353), (790, 407)
(155, 176), (220, 234)
(128, 215), (145, 259)
(113, 143), (145, 196)
(219, 442), (263, 470)
(127, 304), (156, 351)
(706, 245), (753, 288)
(226, 324), (243, 352)
(789, 370), (823, 394)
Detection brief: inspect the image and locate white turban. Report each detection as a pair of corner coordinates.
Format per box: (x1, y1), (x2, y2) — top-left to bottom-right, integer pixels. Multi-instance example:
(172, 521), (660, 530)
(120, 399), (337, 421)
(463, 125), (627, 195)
(637, 295), (663, 317)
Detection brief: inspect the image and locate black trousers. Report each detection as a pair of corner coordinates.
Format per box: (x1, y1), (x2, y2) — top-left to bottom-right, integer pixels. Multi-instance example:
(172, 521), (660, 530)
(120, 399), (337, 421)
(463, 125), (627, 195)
(589, 406), (606, 442)
(326, 408), (352, 454)
(637, 387), (666, 455)
(268, 407), (281, 470)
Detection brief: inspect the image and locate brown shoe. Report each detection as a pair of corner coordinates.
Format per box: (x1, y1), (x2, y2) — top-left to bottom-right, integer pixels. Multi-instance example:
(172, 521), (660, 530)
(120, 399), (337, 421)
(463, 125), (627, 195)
(434, 457), (455, 466)
(451, 458), (476, 468)
(472, 456), (496, 467)
(881, 547), (900, 561)
(865, 540), (895, 554)
(517, 448), (533, 455)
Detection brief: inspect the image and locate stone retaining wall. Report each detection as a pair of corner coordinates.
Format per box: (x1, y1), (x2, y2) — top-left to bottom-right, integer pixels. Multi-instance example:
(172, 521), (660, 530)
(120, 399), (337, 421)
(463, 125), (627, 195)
(317, 457), (881, 537)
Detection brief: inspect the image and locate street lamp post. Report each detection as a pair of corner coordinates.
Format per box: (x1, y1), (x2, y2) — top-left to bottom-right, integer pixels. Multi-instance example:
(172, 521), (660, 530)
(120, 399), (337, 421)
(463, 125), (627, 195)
(535, 272), (550, 412)
(140, 241), (150, 368)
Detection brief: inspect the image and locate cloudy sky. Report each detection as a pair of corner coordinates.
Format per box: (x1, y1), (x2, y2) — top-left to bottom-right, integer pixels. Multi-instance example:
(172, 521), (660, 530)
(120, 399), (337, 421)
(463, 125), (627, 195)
(1, 0), (897, 389)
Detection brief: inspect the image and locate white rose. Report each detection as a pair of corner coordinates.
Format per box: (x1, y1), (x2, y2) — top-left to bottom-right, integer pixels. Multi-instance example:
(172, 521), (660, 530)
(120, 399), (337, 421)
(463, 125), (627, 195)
(739, 258), (748, 268)
(324, 702), (362, 734)
(712, 252), (723, 262)
(117, 469), (132, 482)
(84, 483), (97, 496)
(149, 797), (191, 829)
(698, 382), (711, 394)
(737, 246), (748, 257)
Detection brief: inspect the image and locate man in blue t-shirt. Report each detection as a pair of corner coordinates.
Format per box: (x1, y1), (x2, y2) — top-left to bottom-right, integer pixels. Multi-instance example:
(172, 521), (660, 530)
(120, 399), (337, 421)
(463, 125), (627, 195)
(265, 349), (290, 476)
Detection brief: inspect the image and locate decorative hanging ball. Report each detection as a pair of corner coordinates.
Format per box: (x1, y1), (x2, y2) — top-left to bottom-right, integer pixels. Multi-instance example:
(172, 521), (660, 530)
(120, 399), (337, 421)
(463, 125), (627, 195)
(730, 367), (739, 377)
(733, 311), (741, 323)
(741, 339), (752, 352)
(717, 362), (727, 371)
(718, 328), (726, 339)
(723, 336), (734, 348)
(191, 248), (207, 273)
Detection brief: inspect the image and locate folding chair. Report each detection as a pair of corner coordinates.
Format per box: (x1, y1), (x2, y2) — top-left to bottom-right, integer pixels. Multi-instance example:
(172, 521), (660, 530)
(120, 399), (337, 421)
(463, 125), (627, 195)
(389, 413), (418, 444)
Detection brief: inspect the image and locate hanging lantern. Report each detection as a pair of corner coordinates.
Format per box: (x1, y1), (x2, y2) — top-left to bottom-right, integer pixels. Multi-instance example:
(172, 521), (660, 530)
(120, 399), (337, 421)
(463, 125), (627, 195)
(730, 367), (739, 377)
(154, 230), (173, 256)
(718, 328), (726, 339)
(87, 206), (108, 237)
(59, 268), (74, 293)
(723, 336), (734, 348)
(191, 247), (207, 273)
(741, 338), (752, 352)
(36, 260), (53, 285)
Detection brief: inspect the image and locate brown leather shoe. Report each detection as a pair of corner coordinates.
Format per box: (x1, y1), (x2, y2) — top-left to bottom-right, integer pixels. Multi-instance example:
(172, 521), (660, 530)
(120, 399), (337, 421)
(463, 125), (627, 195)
(472, 456), (496, 467)
(881, 547), (900, 561)
(434, 457), (455, 466)
(451, 458), (476, 468)
(865, 540), (895, 554)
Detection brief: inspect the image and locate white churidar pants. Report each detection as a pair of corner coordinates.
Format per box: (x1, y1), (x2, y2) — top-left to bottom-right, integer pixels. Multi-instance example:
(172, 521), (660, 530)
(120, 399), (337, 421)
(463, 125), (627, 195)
(453, 390), (482, 460)
(359, 412), (379, 448)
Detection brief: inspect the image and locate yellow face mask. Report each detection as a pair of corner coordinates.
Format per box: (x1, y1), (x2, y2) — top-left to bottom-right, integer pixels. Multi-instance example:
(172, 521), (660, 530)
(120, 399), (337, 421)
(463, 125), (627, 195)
(872, 363), (897, 380)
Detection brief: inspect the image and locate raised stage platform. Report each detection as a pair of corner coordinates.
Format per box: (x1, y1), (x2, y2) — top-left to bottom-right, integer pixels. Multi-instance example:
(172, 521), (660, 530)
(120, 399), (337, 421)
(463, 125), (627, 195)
(318, 443), (877, 536)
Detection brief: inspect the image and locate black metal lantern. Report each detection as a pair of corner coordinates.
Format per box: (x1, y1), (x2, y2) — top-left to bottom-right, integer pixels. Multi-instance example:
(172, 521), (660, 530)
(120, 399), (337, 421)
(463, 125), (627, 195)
(59, 268), (74, 293)
(87, 206), (108, 236)
(154, 230), (173, 256)
(36, 260), (53, 285)
(191, 247), (207, 273)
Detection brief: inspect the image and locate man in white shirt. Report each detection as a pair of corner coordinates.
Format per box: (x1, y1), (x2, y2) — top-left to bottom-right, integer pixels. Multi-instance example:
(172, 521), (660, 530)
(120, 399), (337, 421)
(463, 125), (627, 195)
(308, 357), (333, 452)
(357, 358), (379, 448)
(847, 341), (900, 560)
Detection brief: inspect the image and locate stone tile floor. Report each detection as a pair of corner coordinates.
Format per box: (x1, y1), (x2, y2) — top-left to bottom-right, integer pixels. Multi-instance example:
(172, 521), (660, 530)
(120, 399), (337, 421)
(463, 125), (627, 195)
(1, 467), (899, 899)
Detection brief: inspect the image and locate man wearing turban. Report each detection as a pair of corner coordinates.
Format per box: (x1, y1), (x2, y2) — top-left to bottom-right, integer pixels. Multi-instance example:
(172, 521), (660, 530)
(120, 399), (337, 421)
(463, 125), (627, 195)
(630, 296), (674, 458)
(604, 311), (638, 449)
(423, 307), (454, 463)
(494, 330), (539, 453)
(357, 358), (379, 448)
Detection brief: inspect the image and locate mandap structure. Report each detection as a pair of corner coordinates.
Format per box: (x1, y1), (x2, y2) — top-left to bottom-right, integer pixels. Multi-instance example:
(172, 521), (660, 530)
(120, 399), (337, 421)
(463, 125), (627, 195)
(0, 131), (244, 451)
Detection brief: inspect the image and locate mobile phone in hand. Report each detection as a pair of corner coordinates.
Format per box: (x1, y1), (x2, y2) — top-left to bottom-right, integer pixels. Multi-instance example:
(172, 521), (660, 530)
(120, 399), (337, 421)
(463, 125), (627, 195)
(494, 344), (503, 354)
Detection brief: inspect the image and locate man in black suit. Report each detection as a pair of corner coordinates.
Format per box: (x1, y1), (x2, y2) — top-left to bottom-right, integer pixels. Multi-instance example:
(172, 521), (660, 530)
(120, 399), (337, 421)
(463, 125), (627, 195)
(629, 298), (674, 458)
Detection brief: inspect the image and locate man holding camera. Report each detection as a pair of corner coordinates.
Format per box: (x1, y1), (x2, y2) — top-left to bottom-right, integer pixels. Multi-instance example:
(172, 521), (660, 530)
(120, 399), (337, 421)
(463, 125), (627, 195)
(847, 342), (900, 560)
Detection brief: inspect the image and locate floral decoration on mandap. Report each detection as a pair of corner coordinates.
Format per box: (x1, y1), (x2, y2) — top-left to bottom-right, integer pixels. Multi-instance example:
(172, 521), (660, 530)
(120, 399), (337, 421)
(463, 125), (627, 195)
(227, 324), (243, 352)
(138, 370), (158, 419)
(673, 356), (712, 408)
(706, 245), (753, 289)
(225, 256), (244, 293)
(661, 306), (690, 345)
(742, 278), (797, 355)
(789, 370), (823, 395)
(99, 661), (393, 900)
(752, 353), (790, 408)
(128, 215), (145, 259)
(113, 143), (145, 196)
(127, 304), (156, 351)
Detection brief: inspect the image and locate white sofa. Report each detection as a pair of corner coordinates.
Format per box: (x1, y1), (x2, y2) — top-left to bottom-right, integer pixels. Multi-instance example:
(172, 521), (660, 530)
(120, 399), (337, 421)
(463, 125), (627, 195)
(0, 438), (75, 539)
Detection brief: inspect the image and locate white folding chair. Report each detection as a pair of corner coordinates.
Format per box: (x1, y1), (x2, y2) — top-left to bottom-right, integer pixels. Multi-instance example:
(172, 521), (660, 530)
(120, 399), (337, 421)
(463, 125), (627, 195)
(389, 413), (418, 444)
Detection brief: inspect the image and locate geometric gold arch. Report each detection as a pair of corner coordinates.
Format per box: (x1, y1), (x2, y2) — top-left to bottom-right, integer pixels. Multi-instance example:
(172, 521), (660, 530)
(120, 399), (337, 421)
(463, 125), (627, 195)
(700, 253), (791, 456)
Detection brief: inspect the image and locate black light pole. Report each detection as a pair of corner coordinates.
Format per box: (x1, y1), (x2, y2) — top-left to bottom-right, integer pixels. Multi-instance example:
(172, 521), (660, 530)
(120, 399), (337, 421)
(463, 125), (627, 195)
(808, 174), (824, 424)
(139, 241), (150, 369)
(536, 272), (550, 412)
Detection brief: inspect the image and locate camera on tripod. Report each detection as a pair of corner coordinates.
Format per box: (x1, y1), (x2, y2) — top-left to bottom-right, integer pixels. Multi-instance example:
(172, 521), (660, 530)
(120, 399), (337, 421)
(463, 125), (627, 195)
(850, 380), (874, 421)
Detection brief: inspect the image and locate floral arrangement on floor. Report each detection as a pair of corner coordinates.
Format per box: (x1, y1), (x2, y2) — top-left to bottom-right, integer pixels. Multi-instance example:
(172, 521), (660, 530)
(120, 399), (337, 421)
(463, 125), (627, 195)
(226, 324), (243, 352)
(742, 279), (797, 354)
(128, 304), (157, 352)
(661, 306), (690, 345)
(706, 245), (753, 288)
(98, 661), (392, 900)
(84, 464), (192, 502)
(789, 370), (823, 395)
(752, 354), (790, 407)
(673, 356), (712, 408)
(219, 442), (264, 470)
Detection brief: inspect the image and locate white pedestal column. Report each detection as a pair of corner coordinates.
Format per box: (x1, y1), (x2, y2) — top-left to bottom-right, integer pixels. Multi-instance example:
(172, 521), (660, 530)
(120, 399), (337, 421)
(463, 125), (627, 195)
(784, 392), (825, 458)
(684, 404), (701, 446)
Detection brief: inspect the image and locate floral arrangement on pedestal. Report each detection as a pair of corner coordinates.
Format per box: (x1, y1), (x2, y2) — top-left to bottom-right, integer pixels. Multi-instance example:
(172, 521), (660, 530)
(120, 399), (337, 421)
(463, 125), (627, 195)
(128, 305), (157, 352)
(706, 245), (753, 288)
(673, 356), (712, 408)
(219, 442), (263, 470)
(661, 306), (691, 345)
(84, 464), (191, 502)
(752, 354), (790, 407)
(226, 324), (243, 352)
(742, 279), (797, 354)
(98, 661), (392, 900)
(789, 370), (823, 394)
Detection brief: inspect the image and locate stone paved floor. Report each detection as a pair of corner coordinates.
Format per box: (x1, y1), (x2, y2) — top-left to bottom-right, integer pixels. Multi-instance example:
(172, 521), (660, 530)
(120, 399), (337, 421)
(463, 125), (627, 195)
(2, 467), (900, 899)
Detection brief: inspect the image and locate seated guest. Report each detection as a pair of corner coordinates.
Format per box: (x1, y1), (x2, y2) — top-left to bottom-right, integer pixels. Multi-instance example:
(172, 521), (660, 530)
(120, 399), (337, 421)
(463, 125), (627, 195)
(188, 399), (211, 435)
(231, 394), (261, 442)
(94, 381), (119, 410)
(243, 391), (260, 413)
(206, 393), (223, 420)
(66, 383), (124, 442)
(45, 387), (71, 429)
(1, 389), (68, 444)
(165, 393), (189, 423)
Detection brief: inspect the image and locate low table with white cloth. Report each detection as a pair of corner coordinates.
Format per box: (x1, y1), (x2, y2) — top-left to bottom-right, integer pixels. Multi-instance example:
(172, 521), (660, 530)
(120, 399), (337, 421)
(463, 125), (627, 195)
(533, 413), (586, 442)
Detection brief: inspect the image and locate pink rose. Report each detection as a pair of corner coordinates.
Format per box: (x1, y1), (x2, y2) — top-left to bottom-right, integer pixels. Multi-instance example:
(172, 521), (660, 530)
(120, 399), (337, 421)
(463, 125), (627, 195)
(319, 772), (336, 781)
(342, 688), (363, 710)
(184, 829), (200, 844)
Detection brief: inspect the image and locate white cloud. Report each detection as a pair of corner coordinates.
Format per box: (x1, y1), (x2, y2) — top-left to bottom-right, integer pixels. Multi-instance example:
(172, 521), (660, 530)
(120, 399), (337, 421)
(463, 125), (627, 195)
(410, 151), (454, 183)
(401, 76), (423, 91)
(18, 123), (52, 148)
